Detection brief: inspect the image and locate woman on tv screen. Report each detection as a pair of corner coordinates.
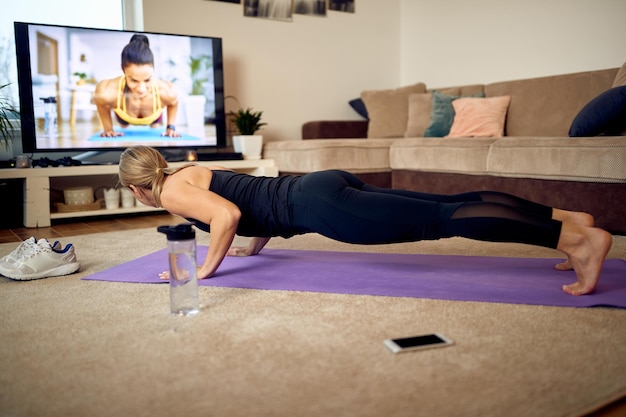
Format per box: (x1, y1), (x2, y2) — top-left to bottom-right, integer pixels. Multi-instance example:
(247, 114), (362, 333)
(94, 34), (180, 138)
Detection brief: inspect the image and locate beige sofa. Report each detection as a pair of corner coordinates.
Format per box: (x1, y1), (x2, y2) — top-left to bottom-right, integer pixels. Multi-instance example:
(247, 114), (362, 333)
(263, 66), (626, 234)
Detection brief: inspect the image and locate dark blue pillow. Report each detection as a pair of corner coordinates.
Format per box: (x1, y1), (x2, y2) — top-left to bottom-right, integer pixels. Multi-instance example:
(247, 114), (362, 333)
(569, 85), (626, 136)
(349, 98), (369, 119)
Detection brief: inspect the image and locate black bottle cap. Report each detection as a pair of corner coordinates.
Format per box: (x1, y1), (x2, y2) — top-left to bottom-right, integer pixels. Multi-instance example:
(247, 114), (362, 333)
(157, 223), (195, 240)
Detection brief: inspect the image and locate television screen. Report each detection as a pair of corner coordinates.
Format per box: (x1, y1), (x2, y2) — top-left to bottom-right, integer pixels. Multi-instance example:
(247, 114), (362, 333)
(14, 21), (226, 158)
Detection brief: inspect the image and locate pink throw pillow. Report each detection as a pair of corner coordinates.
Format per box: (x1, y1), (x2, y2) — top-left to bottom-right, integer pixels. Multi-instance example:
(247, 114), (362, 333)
(446, 95), (511, 138)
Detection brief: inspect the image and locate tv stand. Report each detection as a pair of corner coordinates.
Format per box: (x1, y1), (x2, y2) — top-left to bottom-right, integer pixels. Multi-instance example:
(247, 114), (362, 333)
(0, 159), (278, 228)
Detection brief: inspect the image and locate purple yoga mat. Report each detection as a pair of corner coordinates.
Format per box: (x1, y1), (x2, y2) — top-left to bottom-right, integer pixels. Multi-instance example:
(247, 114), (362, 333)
(82, 248), (626, 308)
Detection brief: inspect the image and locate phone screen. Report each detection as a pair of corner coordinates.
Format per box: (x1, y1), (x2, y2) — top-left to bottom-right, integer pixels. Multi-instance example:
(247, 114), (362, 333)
(394, 334), (447, 348)
(384, 333), (453, 353)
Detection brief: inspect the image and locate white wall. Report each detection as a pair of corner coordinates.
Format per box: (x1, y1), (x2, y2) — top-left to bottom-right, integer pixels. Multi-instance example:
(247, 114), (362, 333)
(143, 0), (625, 143)
(399, 0), (626, 87)
(142, 0), (401, 142)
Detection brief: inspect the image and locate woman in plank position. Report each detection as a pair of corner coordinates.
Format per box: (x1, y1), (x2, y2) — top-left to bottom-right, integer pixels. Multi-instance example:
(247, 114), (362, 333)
(95, 34), (180, 138)
(118, 145), (612, 296)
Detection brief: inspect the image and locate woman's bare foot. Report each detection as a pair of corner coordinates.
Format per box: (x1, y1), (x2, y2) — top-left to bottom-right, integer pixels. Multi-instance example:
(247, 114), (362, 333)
(554, 259), (573, 271)
(557, 223), (612, 296)
(552, 209), (594, 227)
(552, 210), (595, 271)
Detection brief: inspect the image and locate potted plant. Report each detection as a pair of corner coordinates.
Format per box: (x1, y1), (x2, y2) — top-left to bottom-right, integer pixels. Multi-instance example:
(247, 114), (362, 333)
(230, 107), (267, 136)
(72, 72), (88, 85)
(230, 106), (267, 160)
(0, 82), (19, 156)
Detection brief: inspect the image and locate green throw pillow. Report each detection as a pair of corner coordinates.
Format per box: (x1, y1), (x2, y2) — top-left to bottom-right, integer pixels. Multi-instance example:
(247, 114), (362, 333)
(424, 90), (486, 137)
(424, 91), (458, 137)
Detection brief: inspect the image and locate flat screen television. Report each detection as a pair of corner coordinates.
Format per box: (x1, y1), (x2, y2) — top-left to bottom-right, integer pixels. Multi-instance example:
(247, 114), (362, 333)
(14, 21), (226, 162)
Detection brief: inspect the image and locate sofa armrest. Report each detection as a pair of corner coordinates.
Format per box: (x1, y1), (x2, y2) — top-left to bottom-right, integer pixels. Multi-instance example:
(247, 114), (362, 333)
(302, 120), (369, 139)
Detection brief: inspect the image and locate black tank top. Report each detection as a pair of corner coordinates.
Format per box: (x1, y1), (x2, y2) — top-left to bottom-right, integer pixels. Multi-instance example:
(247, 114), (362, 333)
(191, 170), (301, 238)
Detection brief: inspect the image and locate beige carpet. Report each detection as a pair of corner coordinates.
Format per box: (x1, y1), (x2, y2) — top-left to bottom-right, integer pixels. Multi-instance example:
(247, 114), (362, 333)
(0, 229), (625, 417)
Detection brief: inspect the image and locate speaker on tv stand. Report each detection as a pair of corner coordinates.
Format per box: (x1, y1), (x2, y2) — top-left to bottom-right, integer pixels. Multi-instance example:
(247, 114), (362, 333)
(0, 159), (16, 168)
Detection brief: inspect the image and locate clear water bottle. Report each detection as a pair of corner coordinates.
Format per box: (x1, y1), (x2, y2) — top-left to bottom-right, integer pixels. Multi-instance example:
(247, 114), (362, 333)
(157, 223), (200, 316)
(40, 96), (57, 138)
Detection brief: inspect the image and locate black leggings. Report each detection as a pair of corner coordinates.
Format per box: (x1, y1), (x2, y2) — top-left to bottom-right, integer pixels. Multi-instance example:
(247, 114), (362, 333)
(289, 170), (562, 248)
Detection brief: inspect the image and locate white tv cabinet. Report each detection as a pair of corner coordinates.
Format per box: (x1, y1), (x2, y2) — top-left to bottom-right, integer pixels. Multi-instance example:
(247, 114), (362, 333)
(0, 159), (278, 228)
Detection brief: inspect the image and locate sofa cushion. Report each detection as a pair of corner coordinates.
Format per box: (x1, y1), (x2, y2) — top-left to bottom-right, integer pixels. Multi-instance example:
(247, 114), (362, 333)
(404, 93), (432, 137)
(263, 138), (396, 173)
(447, 96), (511, 138)
(613, 62), (626, 87)
(389, 137), (498, 175)
(424, 90), (486, 137)
(486, 137), (626, 182)
(427, 84), (485, 97)
(405, 86), (487, 138)
(361, 83), (427, 139)
(485, 68), (618, 136)
(569, 86), (626, 137)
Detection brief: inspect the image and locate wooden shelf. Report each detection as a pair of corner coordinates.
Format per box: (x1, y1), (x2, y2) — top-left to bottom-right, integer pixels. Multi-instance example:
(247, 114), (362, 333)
(0, 159), (278, 227)
(50, 204), (164, 220)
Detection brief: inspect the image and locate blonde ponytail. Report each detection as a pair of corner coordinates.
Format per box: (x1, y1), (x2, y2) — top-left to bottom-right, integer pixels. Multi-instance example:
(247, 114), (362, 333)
(118, 146), (194, 208)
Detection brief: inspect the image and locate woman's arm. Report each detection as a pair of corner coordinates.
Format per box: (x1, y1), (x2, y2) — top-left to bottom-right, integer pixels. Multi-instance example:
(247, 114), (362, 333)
(159, 80), (180, 138)
(197, 202), (240, 278)
(227, 237), (271, 256)
(94, 79), (122, 137)
(163, 102), (180, 137)
(161, 176), (241, 279)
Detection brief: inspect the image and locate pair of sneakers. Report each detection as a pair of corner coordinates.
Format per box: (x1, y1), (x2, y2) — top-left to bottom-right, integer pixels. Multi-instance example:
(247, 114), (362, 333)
(0, 237), (80, 281)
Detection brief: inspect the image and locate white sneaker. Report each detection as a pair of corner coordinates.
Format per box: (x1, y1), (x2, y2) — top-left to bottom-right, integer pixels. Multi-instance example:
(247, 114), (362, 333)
(0, 237), (61, 264)
(0, 240), (80, 280)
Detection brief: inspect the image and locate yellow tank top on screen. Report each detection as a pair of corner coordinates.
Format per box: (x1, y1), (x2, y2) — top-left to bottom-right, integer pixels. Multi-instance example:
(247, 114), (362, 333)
(112, 77), (163, 125)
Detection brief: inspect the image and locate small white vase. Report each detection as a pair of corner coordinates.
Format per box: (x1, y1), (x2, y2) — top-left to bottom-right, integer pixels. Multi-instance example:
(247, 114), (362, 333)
(103, 188), (120, 210)
(232, 135), (263, 160)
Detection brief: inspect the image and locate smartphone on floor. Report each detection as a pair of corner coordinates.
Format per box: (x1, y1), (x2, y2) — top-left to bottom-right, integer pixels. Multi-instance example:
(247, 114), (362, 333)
(383, 333), (454, 353)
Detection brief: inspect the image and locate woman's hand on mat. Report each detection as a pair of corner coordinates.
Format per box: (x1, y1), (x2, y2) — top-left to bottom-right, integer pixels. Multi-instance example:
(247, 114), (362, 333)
(157, 266), (213, 280)
(227, 246), (254, 256)
(197, 266), (215, 280)
(227, 237), (271, 257)
(100, 129), (124, 137)
(161, 129), (181, 138)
